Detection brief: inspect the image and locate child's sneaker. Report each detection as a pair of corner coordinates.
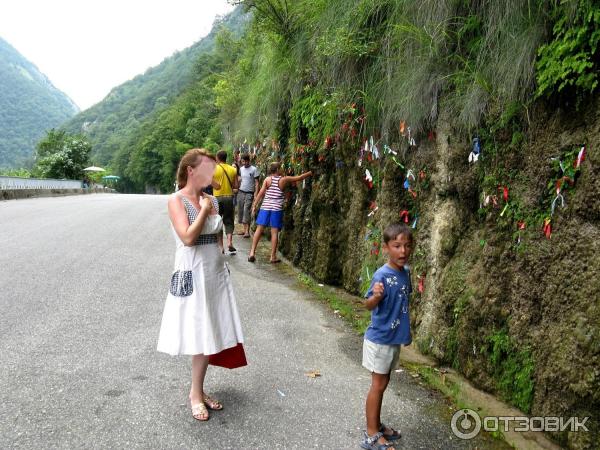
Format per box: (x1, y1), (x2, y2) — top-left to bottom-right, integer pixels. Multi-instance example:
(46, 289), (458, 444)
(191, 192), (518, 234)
(228, 245), (237, 255)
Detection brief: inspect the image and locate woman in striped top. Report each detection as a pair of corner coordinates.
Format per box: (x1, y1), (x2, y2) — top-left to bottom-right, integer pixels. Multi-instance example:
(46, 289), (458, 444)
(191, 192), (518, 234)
(248, 162), (312, 263)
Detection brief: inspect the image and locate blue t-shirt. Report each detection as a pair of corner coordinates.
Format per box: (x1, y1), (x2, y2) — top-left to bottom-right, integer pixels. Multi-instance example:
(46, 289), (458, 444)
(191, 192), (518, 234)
(364, 264), (412, 345)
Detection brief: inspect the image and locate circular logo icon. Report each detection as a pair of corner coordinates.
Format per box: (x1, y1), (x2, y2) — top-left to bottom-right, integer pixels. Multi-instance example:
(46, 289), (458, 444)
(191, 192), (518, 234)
(451, 408), (481, 440)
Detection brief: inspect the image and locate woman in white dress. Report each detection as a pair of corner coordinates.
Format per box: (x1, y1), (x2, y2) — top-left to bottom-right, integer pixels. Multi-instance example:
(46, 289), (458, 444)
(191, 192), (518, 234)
(157, 148), (246, 421)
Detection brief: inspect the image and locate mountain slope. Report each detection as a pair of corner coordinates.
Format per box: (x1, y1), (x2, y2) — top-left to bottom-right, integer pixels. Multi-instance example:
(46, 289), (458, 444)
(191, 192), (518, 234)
(0, 37), (78, 168)
(62, 7), (250, 166)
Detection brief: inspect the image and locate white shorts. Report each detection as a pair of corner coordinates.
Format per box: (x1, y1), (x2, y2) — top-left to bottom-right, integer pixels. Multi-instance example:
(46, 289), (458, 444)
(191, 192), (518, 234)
(362, 339), (401, 374)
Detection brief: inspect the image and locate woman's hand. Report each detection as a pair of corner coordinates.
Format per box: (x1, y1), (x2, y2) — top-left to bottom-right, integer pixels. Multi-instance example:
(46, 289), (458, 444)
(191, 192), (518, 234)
(200, 196), (213, 215)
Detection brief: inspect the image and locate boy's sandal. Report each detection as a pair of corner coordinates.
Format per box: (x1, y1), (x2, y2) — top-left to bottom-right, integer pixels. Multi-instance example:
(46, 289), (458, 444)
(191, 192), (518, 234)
(191, 402), (209, 421)
(248, 255), (256, 263)
(203, 394), (223, 410)
(360, 431), (395, 450)
(380, 423), (401, 441)
(270, 259), (282, 264)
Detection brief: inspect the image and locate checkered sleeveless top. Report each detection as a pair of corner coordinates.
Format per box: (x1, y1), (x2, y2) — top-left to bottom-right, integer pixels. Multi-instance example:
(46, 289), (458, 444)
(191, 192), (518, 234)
(180, 195), (219, 245)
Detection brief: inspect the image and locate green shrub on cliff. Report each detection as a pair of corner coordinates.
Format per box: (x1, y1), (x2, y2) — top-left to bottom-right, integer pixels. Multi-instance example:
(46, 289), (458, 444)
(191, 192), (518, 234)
(485, 329), (535, 413)
(536, 0), (600, 99)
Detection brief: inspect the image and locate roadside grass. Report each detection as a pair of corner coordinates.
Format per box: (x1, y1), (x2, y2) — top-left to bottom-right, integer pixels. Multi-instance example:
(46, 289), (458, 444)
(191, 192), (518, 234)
(295, 272), (371, 334)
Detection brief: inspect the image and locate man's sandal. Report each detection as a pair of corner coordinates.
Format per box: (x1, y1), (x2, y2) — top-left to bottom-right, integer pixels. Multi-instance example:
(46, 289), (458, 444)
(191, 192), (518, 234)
(360, 431), (395, 450)
(380, 423), (401, 441)
(191, 402), (209, 421)
(203, 394), (223, 410)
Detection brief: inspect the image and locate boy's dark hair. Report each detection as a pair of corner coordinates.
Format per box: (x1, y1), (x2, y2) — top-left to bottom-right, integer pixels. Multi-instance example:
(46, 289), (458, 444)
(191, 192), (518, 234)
(241, 153), (250, 162)
(383, 223), (414, 244)
(269, 162), (281, 174)
(216, 150), (227, 162)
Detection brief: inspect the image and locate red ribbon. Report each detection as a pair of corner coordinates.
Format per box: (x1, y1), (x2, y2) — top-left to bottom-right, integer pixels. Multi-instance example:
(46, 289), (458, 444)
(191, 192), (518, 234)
(556, 176), (574, 193)
(399, 210), (410, 223)
(498, 186), (509, 202)
(370, 241), (380, 256)
(543, 218), (552, 239)
(417, 274), (425, 294)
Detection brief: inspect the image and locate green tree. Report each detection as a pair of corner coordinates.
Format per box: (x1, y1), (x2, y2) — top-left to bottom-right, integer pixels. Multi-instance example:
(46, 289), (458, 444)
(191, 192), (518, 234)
(34, 129), (91, 179)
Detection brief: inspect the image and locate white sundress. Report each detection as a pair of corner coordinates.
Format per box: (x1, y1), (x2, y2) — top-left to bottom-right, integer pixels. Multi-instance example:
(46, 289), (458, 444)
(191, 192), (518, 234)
(157, 194), (245, 357)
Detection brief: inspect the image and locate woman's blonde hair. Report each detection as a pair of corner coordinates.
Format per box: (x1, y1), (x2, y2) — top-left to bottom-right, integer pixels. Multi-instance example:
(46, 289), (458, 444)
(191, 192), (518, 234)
(176, 148), (216, 189)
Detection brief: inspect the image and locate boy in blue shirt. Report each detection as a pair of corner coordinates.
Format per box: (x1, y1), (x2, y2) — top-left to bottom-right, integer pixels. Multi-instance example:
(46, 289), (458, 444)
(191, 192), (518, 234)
(361, 223), (413, 450)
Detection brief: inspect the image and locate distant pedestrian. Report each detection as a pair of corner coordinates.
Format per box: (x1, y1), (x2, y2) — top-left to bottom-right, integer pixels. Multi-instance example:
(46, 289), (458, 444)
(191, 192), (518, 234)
(213, 150), (239, 254)
(248, 162), (312, 263)
(157, 148), (247, 422)
(231, 158), (241, 216)
(236, 154), (260, 238)
(360, 223), (414, 450)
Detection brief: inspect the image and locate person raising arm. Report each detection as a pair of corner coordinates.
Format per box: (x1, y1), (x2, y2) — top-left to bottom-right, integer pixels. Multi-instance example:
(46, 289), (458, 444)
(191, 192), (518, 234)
(248, 162), (312, 263)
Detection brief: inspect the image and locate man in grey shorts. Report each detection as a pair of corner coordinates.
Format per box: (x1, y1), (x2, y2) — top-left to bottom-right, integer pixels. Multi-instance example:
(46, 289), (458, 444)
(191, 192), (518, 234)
(236, 153), (260, 238)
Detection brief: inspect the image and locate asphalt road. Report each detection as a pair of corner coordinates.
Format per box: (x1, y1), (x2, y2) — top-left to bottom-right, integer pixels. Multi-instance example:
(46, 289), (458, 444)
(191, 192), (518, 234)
(0, 194), (505, 449)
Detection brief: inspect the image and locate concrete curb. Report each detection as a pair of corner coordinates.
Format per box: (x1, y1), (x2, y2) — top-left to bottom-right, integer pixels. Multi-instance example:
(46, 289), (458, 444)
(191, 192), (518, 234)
(0, 188), (117, 201)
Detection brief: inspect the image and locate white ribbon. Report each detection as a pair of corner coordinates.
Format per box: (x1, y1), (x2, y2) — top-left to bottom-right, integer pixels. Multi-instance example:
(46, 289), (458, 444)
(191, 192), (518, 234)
(372, 145), (380, 159)
(408, 127), (416, 146)
(384, 145), (397, 156)
(411, 215), (418, 229)
(575, 146), (586, 168)
(551, 193), (565, 215)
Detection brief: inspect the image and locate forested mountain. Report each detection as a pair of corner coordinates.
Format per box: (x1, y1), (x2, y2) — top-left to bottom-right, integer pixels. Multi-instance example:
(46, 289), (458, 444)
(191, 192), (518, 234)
(0, 37), (78, 169)
(62, 7), (250, 180)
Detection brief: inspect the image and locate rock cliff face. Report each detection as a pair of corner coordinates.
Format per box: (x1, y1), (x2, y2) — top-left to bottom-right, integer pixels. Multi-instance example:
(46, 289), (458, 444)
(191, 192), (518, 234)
(274, 98), (599, 449)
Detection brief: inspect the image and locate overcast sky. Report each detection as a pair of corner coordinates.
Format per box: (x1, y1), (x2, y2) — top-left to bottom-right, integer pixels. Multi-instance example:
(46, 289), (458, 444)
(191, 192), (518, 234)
(0, 0), (235, 110)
